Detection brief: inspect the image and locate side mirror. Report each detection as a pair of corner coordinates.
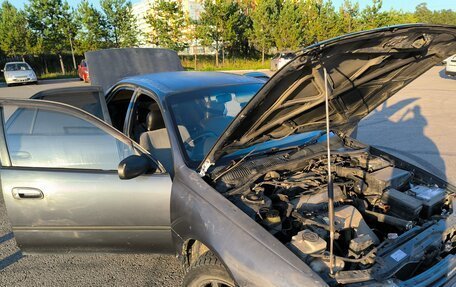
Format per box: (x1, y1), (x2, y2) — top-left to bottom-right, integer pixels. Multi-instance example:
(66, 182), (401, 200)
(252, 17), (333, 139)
(118, 154), (157, 180)
(1, 69), (4, 73)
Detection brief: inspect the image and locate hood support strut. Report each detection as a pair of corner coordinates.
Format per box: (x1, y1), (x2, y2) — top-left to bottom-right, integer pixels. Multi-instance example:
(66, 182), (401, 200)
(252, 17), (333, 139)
(324, 67), (336, 275)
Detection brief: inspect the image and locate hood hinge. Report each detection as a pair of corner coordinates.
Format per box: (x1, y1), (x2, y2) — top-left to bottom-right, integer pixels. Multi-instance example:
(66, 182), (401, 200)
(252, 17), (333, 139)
(199, 160), (214, 177)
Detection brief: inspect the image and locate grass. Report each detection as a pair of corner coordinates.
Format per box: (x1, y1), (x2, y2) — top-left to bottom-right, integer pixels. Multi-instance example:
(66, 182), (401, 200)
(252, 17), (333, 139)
(38, 71), (78, 80)
(181, 58), (270, 71)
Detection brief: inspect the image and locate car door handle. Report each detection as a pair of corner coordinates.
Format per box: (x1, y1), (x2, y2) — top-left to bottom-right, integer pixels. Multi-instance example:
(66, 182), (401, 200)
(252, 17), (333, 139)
(12, 187), (44, 199)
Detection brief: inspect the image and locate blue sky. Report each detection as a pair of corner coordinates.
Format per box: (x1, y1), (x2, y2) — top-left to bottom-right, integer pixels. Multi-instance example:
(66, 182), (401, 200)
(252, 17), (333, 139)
(8, 0), (456, 12)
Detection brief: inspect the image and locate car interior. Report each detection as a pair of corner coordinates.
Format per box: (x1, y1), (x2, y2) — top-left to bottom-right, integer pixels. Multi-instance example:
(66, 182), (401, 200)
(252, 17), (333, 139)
(107, 89), (239, 172)
(107, 88), (135, 132)
(128, 94), (192, 173)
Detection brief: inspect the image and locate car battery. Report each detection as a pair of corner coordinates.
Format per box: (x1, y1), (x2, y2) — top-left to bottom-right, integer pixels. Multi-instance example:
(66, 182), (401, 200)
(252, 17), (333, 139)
(381, 189), (423, 220)
(408, 185), (446, 218)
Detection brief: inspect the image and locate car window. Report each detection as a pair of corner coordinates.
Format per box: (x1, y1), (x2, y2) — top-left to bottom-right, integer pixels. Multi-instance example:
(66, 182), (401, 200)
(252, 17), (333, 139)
(4, 105), (135, 170)
(107, 88), (136, 131)
(5, 63), (31, 71)
(167, 83), (262, 166)
(33, 90), (105, 120)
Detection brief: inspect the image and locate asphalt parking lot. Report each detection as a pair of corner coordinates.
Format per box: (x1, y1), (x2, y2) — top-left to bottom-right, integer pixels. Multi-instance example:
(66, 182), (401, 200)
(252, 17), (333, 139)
(357, 66), (456, 183)
(0, 66), (455, 286)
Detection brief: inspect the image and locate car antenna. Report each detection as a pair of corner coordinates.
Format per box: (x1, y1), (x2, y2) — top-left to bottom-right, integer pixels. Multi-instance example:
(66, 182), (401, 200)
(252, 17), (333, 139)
(323, 66), (336, 276)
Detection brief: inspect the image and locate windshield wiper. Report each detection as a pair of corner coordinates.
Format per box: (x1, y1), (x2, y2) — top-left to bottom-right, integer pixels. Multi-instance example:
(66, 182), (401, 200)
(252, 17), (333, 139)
(212, 148), (256, 181)
(212, 131), (328, 180)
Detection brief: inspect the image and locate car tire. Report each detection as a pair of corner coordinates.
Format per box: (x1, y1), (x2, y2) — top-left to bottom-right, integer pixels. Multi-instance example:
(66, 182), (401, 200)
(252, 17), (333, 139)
(182, 251), (235, 287)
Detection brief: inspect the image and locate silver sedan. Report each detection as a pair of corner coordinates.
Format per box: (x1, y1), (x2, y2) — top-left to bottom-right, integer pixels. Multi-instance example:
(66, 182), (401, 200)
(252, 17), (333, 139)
(2, 62), (38, 86)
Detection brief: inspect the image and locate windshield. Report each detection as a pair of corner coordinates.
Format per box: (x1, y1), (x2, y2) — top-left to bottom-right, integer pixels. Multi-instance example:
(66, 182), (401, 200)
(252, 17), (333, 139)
(5, 63), (31, 71)
(167, 83), (262, 165)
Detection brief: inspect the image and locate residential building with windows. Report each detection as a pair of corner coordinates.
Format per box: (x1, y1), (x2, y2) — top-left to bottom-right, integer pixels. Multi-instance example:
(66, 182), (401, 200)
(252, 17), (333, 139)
(132, 0), (204, 49)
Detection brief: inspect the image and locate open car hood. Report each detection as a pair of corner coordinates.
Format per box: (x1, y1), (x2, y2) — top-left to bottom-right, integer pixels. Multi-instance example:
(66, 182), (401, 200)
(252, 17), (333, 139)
(85, 48), (184, 92)
(201, 24), (456, 171)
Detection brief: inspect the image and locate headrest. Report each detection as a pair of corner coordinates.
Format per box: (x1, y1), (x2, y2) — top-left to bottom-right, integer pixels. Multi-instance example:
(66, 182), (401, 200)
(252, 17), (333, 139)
(146, 108), (165, 131)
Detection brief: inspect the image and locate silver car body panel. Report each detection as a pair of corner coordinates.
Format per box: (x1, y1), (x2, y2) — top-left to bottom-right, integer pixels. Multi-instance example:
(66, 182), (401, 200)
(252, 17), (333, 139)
(0, 99), (173, 253)
(2, 169), (173, 253)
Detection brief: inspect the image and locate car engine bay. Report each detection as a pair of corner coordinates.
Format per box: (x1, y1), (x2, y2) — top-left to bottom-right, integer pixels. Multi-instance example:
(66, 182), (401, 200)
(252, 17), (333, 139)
(208, 139), (456, 286)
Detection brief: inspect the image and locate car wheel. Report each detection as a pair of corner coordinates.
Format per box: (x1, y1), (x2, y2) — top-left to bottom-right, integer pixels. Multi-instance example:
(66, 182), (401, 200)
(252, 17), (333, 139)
(183, 251), (235, 287)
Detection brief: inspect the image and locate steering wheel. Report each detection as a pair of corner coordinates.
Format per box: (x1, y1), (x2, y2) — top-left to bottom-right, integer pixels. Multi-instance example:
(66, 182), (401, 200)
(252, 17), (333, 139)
(183, 131), (218, 151)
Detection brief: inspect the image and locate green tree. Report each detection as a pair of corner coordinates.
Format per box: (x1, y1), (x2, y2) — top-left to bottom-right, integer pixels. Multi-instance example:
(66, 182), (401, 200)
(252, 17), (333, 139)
(26, 0), (74, 74)
(339, 0), (360, 33)
(415, 3), (433, 23)
(146, 0), (187, 51)
(186, 18), (200, 70)
(76, 0), (110, 53)
(197, 0), (224, 66)
(223, 0), (251, 59)
(359, 0), (396, 29)
(198, 0), (251, 66)
(0, 1), (33, 59)
(301, 0), (341, 46)
(415, 3), (456, 25)
(274, 0), (302, 50)
(101, 0), (139, 48)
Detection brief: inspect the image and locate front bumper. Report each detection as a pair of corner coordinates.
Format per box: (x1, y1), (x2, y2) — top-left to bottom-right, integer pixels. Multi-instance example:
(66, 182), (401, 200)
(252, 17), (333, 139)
(6, 77), (37, 84)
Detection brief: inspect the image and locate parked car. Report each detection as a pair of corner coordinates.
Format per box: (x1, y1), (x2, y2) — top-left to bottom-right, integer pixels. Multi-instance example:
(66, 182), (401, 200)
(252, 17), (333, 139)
(270, 52), (296, 71)
(445, 54), (456, 76)
(1, 62), (37, 86)
(1, 25), (456, 287)
(78, 59), (90, 82)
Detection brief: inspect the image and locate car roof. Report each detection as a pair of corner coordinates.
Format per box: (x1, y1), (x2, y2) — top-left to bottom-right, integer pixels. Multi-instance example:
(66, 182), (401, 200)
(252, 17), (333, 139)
(5, 62), (29, 65)
(117, 71), (264, 98)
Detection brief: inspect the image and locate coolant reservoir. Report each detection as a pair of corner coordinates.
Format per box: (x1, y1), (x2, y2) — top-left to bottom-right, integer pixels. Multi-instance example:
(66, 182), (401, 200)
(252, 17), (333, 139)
(290, 229), (327, 255)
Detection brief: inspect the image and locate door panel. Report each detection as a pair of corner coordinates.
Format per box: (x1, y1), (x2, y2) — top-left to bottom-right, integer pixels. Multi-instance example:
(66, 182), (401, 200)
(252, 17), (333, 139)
(0, 100), (173, 253)
(1, 169), (172, 253)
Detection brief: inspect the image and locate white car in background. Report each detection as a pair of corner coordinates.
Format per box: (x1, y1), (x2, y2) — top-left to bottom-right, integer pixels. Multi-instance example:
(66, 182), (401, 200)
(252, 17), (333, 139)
(270, 52), (296, 71)
(445, 54), (456, 76)
(2, 62), (37, 86)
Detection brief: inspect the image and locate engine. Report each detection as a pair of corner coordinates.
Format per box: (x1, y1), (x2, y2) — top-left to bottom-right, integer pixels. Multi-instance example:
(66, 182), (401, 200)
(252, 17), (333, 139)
(210, 149), (455, 285)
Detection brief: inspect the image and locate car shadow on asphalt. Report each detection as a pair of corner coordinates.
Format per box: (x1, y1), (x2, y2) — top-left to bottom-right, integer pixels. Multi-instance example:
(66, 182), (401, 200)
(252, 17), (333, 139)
(0, 250), (23, 271)
(0, 232), (23, 271)
(358, 98), (447, 182)
(0, 192), (24, 271)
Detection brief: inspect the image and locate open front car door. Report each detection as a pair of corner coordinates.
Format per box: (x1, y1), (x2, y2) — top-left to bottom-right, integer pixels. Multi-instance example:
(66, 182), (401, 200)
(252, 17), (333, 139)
(0, 99), (173, 253)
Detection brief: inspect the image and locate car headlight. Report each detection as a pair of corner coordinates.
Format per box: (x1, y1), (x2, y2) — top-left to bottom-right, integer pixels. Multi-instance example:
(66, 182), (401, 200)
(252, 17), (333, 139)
(29, 73), (36, 78)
